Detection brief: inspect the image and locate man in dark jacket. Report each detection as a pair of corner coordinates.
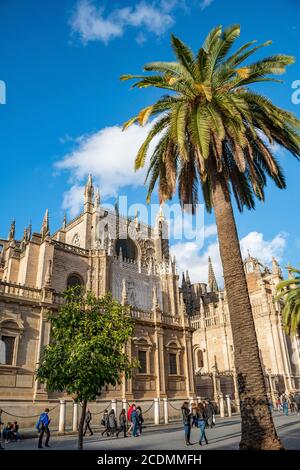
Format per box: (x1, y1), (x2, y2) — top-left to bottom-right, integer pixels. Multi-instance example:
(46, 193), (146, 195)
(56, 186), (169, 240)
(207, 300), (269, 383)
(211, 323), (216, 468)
(294, 391), (300, 415)
(36, 408), (51, 449)
(206, 400), (215, 428)
(181, 401), (192, 446)
(83, 408), (93, 436)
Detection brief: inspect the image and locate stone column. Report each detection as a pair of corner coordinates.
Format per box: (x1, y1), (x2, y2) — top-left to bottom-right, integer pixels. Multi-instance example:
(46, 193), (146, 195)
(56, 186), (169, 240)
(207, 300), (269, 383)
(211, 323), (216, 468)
(111, 399), (117, 414)
(219, 393), (225, 418)
(225, 394), (232, 417)
(72, 401), (78, 431)
(154, 398), (160, 425)
(212, 370), (218, 402)
(59, 399), (66, 434)
(163, 398), (169, 424)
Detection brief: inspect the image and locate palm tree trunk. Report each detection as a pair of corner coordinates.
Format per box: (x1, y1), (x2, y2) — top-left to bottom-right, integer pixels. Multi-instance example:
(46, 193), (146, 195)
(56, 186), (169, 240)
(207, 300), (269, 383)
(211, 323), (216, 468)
(78, 399), (87, 450)
(211, 172), (283, 450)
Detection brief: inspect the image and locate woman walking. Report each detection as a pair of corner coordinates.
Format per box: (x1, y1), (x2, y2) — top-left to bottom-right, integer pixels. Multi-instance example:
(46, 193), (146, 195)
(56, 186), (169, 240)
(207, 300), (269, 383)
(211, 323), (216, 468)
(181, 401), (192, 446)
(101, 409), (110, 436)
(116, 409), (127, 438)
(108, 409), (117, 436)
(197, 403), (208, 446)
(136, 406), (144, 435)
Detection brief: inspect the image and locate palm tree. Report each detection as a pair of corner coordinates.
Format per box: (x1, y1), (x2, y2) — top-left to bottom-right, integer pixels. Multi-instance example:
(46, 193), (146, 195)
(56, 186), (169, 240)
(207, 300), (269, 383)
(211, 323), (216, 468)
(277, 265), (300, 335)
(121, 25), (300, 449)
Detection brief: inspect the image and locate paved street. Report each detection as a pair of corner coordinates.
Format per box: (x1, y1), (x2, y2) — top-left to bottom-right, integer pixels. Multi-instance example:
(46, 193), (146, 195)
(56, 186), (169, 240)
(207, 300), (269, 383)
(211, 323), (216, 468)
(4, 413), (300, 450)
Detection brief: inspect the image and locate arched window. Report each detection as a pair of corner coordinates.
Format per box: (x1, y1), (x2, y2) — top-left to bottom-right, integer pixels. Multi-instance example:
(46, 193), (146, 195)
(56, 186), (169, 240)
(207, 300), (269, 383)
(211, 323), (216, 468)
(0, 320), (22, 366)
(116, 238), (137, 261)
(197, 349), (204, 368)
(67, 273), (84, 288)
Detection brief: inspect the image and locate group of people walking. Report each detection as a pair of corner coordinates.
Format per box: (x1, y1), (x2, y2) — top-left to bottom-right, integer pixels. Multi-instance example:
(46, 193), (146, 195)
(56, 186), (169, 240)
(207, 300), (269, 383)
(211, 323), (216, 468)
(84, 404), (144, 439)
(181, 400), (216, 446)
(274, 391), (300, 415)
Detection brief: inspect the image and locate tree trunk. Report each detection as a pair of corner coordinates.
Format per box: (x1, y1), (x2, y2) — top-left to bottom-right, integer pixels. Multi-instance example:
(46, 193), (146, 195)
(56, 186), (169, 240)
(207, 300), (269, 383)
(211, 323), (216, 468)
(211, 172), (283, 450)
(78, 399), (87, 450)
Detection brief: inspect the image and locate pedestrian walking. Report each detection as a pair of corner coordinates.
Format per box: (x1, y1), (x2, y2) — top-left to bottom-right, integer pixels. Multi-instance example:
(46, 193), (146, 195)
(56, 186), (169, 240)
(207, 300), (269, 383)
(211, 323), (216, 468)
(130, 405), (139, 437)
(293, 391), (300, 415)
(127, 404), (134, 436)
(3, 422), (13, 443)
(101, 409), (110, 436)
(136, 406), (144, 435)
(282, 395), (289, 416)
(36, 408), (51, 448)
(181, 401), (192, 446)
(191, 403), (198, 427)
(83, 408), (93, 436)
(197, 403), (208, 446)
(205, 400), (215, 428)
(108, 409), (117, 436)
(116, 409), (127, 438)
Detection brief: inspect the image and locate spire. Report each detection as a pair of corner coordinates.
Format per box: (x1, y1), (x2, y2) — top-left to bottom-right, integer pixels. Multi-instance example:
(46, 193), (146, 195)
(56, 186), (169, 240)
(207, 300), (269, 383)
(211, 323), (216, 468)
(8, 219), (15, 241)
(27, 222), (32, 240)
(94, 188), (100, 209)
(62, 212), (67, 230)
(121, 279), (128, 304)
(272, 256), (281, 276)
(208, 256), (218, 292)
(41, 209), (50, 240)
(182, 272), (186, 286)
(185, 269), (191, 285)
(84, 174), (94, 210)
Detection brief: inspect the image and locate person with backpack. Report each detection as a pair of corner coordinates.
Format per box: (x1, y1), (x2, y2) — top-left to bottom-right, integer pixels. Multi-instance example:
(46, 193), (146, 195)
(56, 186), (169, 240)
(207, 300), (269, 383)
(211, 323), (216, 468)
(101, 409), (110, 436)
(116, 409), (127, 438)
(83, 408), (93, 436)
(36, 408), (51, 448)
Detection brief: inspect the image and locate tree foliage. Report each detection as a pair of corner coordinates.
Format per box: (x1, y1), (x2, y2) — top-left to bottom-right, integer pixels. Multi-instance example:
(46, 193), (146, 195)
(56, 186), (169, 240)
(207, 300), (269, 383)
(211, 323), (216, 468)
(121, 25), (300, 213)
(36, 287), (138, 402)
(276, 266), (300, 335)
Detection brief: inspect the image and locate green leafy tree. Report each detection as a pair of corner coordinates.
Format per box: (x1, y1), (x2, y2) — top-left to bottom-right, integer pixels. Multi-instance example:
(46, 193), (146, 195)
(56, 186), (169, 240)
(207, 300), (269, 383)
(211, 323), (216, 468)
(36, 287), (138, 449)
(121, 25), (300, 449)
(276, 266), (300, 335)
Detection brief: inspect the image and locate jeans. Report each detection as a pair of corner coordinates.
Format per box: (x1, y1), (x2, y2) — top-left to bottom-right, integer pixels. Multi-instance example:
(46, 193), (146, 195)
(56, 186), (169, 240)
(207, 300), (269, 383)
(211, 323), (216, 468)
(198, 419), (207, 443)
(184, 424), (191, 443)
(283, 403), (288, 416)
(132, 420), (139, 437)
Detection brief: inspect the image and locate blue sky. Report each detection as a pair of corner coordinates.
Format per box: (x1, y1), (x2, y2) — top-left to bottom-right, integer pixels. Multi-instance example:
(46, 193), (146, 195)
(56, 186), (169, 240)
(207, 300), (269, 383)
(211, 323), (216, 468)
(0, 0), (299, 284)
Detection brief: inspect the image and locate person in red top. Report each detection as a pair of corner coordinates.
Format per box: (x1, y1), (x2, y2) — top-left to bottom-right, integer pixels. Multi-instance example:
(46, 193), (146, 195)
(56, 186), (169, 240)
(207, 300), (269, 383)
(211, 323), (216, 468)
(127, 404), (135, 436)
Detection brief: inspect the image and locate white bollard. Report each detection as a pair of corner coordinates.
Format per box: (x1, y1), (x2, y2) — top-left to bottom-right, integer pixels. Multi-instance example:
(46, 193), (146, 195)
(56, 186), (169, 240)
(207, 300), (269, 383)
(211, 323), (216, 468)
(226, 395), (232, 417)
(59, 399), (66, 433)
(111, 399), (117, 414)
(196, 396), (201, 403)
(163, 398), (169, 424)
(72, 401), (78, 431)
(154, 398), (160, 425)
(122, 398), (127, 412)
(219, 394), (225, 418)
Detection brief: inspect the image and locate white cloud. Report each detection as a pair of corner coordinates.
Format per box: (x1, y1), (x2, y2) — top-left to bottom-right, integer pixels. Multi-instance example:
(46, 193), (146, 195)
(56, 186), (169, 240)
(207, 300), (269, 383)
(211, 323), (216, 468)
(70, 0), (176, 45)
(240, 231), (287, 264)
(200, 0), (214, 10)
(171, 231), (287, 286)
(56, 122), (160, 217)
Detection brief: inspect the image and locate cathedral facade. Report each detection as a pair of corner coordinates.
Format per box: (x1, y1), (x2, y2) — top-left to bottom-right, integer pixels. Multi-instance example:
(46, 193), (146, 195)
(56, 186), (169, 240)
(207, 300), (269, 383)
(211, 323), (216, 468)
(183, 256), (300, 402)
(0, 176), (195, 402)
(0, 175), (299, 406)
